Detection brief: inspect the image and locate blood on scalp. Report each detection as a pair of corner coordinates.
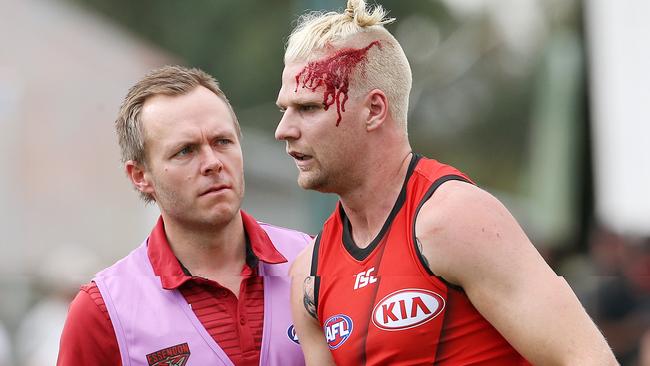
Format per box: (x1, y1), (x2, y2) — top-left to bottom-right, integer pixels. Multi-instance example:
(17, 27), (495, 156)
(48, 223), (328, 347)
(294, 41), (381, 126)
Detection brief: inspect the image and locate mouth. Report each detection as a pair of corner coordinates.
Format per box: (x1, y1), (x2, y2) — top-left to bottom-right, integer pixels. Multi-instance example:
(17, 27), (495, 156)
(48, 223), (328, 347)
(199, 184), (230, 197)
(289, 151), (313, 162)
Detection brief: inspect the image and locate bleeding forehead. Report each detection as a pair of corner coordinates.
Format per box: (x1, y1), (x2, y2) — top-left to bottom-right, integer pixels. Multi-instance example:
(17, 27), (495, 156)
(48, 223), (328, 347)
(282, 41), (381, 125)
(281, 63), (306, 89)
(278, 62), (311, 100)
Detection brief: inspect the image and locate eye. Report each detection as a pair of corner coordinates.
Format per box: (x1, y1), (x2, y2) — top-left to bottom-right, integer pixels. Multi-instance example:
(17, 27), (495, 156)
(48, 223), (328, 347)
(298, 104), (321, 112)
(175, 145), (193, 157)
(214, 138), (233, 146)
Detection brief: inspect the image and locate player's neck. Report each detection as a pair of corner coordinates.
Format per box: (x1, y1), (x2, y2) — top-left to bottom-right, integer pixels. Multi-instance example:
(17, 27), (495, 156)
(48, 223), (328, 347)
(161, 211), (247, 279)
(339, 149), (412, 249)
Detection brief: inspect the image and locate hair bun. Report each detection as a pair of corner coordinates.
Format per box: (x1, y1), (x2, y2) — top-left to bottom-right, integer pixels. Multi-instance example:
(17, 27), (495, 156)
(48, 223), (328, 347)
(345, 0), (362, 18)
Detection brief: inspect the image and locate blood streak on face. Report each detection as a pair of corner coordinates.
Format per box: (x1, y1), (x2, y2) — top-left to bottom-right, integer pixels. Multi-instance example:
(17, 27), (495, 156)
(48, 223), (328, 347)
(294, 41), (381, 126)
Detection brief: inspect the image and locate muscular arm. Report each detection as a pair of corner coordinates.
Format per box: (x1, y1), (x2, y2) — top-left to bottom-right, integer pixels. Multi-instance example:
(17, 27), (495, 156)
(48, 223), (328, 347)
(289, 241), (335, 366)
(415, 181), (617, 366)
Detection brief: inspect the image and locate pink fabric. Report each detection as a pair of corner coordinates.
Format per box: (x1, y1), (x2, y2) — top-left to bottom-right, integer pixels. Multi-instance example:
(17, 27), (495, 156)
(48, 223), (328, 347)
(94, 222), (309, 366)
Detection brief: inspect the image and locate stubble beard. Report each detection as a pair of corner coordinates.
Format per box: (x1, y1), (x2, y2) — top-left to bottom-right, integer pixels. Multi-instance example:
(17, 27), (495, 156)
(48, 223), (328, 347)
(153, 177), (241, 230)
(298, 174), (324, 191)
(297, 167), (340, 193)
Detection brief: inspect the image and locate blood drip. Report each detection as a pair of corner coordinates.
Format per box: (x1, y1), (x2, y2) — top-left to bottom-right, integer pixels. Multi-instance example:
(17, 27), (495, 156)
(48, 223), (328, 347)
(295, 41), (381, 126)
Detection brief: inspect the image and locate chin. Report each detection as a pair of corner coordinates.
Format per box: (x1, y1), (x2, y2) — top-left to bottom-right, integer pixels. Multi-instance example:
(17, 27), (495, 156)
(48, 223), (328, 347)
(199, 212), (235, 228)
(297, 174), (329, 192)
(199, 202), (239, 225)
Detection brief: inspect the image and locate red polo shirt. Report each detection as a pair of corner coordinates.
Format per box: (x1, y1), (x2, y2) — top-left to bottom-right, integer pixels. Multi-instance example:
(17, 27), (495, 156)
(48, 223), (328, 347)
(57, 210), (288, 366)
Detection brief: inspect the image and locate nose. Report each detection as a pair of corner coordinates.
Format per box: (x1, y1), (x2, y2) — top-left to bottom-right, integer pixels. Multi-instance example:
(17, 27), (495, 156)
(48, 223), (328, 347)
(200, 146), (224, 176)
(275, 111), (300, 141)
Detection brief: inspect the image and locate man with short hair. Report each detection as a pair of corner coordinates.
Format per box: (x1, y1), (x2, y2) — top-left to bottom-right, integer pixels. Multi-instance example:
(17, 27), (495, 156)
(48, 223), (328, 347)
(276, 1), (618, 365)
(58, 65), (308, 366)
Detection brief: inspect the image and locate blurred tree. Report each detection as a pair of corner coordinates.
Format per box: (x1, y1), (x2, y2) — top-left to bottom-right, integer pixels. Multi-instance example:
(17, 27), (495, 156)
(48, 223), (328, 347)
(71, 0), (293, 115)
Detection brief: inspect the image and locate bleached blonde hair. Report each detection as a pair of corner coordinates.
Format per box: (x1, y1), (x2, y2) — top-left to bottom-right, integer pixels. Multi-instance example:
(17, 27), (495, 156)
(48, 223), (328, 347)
(285, 0), (412, 129)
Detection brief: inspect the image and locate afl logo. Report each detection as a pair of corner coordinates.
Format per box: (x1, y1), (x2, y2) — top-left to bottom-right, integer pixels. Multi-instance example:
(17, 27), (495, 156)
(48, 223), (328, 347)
(372, 289), (445, 331)
(323, 314), (353, 350)
(287, 324), (300, 344)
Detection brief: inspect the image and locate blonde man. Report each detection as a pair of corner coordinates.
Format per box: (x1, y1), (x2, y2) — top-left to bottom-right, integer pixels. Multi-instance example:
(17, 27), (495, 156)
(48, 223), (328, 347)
(58, 66), (309, 366)
(276, 1), (618, 365)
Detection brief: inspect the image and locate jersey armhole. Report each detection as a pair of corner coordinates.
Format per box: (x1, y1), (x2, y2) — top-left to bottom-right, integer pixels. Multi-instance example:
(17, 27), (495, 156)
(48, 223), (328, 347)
(309, 232), (322, 318)
(412, 174), (472, 292)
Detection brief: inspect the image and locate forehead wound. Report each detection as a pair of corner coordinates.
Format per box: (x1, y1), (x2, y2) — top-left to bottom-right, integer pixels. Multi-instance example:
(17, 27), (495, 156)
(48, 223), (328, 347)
(294, 41), (381, 126)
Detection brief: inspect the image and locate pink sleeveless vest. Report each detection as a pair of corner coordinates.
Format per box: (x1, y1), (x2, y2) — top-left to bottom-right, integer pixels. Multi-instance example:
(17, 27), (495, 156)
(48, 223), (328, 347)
(94, 223), (309, 366)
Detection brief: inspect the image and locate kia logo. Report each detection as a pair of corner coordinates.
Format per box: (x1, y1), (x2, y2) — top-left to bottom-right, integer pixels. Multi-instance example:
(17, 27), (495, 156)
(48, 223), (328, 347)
(372, 289), (445, 331)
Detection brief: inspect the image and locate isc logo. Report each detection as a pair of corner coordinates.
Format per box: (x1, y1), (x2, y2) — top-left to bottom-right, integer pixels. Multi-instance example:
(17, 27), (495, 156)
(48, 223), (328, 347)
(353, 267), (377, 289)
(323, 314), (354, 349)
(372, 289), (445, 331)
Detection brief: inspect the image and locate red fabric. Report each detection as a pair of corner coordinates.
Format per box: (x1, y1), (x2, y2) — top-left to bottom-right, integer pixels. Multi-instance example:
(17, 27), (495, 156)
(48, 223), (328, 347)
(57, 210), (285, 366)
(57, 284), (120, 366)
(315, 156), (530, 365)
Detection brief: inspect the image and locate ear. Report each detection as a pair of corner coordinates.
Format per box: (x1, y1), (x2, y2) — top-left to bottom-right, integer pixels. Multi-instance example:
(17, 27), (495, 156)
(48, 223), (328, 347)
(125, 160), (155, 197)
(364, 89), (389, 132)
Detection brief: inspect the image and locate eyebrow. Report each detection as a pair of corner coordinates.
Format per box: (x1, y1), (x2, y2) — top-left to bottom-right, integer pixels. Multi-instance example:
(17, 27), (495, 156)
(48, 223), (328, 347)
(165, 140), (195, 154)
(276, 98), (324, 109)
(165, 131), (236, 150)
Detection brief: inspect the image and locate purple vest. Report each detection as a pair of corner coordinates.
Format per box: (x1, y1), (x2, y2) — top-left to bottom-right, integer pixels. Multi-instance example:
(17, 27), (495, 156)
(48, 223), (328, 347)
(94, 223), (309, 366)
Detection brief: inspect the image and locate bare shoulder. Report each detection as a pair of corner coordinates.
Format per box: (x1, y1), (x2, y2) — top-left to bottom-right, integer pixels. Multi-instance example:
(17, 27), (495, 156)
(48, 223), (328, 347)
(417, 179), (514, 227)
(415, 180), (540, 286)
(415, 179), (520, 248)
(289, 237), (316, 278)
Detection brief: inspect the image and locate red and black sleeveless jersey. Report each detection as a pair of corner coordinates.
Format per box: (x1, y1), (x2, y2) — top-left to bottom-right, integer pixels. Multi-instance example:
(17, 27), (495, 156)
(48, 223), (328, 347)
(311, 154), (530, 365)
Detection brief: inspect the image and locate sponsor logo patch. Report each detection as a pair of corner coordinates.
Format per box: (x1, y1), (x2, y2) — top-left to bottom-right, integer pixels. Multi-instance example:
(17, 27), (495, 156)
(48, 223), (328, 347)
(324, 314), (353, 349)
(372, 289), (445, 331)
(287, 324), (300, 344)
(353, 267), (377, 289)
(146, 343), (190, 366)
